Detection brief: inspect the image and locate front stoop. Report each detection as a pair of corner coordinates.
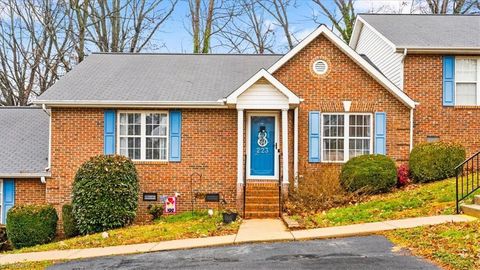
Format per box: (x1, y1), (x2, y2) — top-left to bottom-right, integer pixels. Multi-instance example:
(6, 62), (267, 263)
(245, 182), (280, 219)
(460, 195), (480, 218)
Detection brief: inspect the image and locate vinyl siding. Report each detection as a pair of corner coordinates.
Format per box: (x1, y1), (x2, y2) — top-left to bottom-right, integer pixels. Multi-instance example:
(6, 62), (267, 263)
(237, 83), (289, 109)
(355, 25), (404, 89)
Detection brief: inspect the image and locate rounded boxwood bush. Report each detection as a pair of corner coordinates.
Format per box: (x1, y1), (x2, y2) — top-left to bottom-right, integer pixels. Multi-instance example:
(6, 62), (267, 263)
(340, 154), (397, 194)
(62, 204), (79, 238)
(409, 142), (466, 183)
(6, 204), (58, 249)
(72, 155), (139, 235)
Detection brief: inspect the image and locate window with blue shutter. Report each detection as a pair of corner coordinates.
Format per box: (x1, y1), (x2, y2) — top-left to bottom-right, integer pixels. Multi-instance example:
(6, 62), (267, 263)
(443, 56), (455, 106)
(374, 112), (386, 155)
(309, 111), (320, 162)
(2, 179), (14, 224)
(169, 110), (182, 162)
(104, 110), (116, 155)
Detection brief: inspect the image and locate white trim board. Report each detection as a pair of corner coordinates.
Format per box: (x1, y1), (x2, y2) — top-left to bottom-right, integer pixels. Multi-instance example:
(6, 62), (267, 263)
(246, 112), (280, 180)
(266, 24), (416, 109)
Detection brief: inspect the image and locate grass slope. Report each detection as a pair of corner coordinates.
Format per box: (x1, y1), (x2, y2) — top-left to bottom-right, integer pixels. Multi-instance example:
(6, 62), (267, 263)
(7, 211), (239, 254)
(293, 178), (458, 228)
(385, 221), (480, 270)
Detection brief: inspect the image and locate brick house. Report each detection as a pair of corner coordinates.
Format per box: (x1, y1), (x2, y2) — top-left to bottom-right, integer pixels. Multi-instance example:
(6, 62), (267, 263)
(1, 15), (479, 223)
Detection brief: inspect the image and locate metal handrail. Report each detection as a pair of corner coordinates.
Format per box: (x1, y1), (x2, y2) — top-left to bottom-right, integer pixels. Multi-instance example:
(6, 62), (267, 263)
(455, 151), (480, 213)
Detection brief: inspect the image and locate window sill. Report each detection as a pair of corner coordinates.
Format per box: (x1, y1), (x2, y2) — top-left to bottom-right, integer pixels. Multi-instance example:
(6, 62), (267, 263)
(133, 160), (170, 165)
(453, 105), (480, 110)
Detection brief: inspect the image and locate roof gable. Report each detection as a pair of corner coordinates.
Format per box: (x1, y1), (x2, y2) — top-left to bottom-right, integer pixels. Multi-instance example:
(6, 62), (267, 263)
(268, 25), (416, 109)
(352, 14), (480, 53)
(226, 69), (300, 105)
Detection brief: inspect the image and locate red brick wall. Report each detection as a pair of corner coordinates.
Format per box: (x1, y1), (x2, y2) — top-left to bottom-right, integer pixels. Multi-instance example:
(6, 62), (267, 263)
(404, 55), (480, 156)
(49, 108), (237, 222)
(15, 179), (46, 205)
(273, 34), (412, 176)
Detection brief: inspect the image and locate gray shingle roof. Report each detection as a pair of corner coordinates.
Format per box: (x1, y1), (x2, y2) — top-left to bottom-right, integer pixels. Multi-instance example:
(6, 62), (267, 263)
(0, 107), (49, 177)
(360, 14), (480, 49)
(36, 53), (282, 104)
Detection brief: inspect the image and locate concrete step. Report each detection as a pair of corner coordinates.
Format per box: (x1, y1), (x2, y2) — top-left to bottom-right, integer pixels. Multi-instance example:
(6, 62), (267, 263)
(245, 203), (280, 212)
(461, 204), (480, 218)
(244, 211), (279, 219)
(246, 186), (279, 191)
(474, 195), (480, 205)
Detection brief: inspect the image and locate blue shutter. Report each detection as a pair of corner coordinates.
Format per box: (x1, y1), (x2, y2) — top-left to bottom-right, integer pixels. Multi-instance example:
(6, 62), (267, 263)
(104, 110), (116, 155)
(374, 112), (387, 155)
(169, 110), (182, 162)
(443, 56), (455, 106)
(2, 179), (15, 224)
(309, 111), (320, 163)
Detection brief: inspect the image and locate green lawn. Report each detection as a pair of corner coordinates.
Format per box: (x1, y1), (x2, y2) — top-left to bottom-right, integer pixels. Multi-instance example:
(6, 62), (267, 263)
(0, 261), (57, 270)
(384, 221), (480, 270)
(292, 178), (463, 228)
(6, 211), (239, 254)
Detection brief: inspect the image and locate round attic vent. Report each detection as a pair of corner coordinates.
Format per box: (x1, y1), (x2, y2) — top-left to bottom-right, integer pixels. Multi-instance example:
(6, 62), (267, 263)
(313, 60), (328, 75)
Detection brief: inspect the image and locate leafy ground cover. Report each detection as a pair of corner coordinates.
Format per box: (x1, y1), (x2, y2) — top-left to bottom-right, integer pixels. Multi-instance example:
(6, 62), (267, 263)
(0, 261), (57, 270)
(291, 177), (462, 228)
(5, 211), (239, 254)
(384, 221), (480, 270)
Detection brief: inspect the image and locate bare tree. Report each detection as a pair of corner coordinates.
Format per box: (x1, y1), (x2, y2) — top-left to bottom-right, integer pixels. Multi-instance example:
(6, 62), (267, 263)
(0, 0), (75, 106)
(418, 0), (479, 14)
(187, 0), (237, 53)
(83, 0), (177, 53)
(311, 0), (356, 43)
(219, 0), (276, 53)
(257, 0), (296, 50)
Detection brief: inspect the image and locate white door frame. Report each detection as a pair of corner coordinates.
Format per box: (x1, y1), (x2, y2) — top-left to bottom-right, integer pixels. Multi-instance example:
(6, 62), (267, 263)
(246, 112), (280, 180)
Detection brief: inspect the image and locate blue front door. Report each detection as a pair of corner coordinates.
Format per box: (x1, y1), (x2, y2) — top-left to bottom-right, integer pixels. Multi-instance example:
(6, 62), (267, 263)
(250, 116), (275, 176)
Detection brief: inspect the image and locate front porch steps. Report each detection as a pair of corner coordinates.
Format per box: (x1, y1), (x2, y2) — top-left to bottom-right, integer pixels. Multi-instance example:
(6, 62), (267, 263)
(460, 195), (480, 218)
(245, 182), (280, 219)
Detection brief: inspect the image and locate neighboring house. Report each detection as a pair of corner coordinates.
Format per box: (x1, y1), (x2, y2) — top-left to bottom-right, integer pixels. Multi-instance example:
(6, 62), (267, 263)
(0, 15), (477, 223)
(350, 14), (480, 152)
(0, 107), (49, 224)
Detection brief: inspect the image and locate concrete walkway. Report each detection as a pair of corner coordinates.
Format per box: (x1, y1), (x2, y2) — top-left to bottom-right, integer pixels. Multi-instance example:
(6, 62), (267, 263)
(0, 214), (475, 265)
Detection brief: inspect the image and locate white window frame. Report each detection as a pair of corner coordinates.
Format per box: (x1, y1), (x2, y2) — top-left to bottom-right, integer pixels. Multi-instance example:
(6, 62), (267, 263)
(455, 57), (480, 106)
(116, 111), (169, 162)
(320, 113), (373, 163)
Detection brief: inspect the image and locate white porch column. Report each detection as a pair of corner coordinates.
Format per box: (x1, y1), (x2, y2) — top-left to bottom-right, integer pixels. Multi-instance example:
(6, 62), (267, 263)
(282, 109), (289, 184)
(237, 109), (244, 184)
(293, 107), (299, 188)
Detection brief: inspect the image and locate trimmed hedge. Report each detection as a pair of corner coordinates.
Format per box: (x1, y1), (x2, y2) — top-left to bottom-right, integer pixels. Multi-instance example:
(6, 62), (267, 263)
(409, 142), (466, 183)
(62, 204), (79, 238)
(6, 204), (58, 249)
(340, 154), (397, 194)
(72, 155), (139, 235)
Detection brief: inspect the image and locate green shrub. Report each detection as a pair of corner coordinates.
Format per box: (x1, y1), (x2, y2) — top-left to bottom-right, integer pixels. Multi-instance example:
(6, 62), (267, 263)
(409, 142), (466, 183)
(6, 204), (58, 249)
(72, 155), (139, 234)
(340, 154), (397, 194)
(62, 204), (79, 238)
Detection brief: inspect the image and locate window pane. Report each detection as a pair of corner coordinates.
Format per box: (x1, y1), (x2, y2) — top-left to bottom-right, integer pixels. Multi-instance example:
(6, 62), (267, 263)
(456, 83), (477, 105)
(456, 59), (477, 81)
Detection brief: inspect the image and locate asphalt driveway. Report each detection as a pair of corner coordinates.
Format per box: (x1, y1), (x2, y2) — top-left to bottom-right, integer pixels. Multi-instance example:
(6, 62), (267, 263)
(49, 236), (439, 270)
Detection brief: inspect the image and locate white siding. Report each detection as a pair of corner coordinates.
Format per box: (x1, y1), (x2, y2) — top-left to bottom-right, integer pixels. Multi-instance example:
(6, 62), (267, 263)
(356, 25), (404, 89)
(237, 83), (289, 109)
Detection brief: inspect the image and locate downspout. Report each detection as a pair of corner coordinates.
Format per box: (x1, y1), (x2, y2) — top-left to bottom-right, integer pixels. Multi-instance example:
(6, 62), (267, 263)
(400, 48), (408, 90)
(409, 107), (414, 152)
(42, 104), (51, 183)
